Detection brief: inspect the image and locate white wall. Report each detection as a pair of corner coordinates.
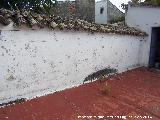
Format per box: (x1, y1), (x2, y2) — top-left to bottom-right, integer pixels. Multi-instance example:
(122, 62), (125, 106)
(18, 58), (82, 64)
(0, 28), (147, 104)
(95, 0), (108, 24)
(125, 6), (160, 66)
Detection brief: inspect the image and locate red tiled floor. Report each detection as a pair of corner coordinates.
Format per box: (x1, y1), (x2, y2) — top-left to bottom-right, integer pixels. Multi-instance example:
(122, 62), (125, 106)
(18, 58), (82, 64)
(0, 68), (160, 120)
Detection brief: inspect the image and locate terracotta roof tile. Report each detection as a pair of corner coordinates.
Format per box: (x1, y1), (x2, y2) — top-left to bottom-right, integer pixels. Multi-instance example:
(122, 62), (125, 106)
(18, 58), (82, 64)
(0, 8), (148, 36)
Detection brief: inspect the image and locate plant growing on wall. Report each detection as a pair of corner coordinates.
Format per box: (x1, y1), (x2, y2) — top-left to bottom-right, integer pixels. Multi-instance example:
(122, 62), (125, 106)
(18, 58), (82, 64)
(83, 67), (118, 84)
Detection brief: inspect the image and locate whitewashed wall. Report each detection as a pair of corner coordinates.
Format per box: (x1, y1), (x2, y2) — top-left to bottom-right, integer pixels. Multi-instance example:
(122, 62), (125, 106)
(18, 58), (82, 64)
(125, 6), (160, 66)
(95, 0), (108, 24)
(0, 28), (147, 104)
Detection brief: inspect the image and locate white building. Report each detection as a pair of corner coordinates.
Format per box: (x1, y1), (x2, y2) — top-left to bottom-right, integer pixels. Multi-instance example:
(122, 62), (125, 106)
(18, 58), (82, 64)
(95, 0), (124, 24)
(125, 4), (160, 68)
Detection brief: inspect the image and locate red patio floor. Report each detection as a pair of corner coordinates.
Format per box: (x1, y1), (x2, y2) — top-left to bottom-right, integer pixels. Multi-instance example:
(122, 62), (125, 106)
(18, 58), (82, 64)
(0, 68), (160, 120)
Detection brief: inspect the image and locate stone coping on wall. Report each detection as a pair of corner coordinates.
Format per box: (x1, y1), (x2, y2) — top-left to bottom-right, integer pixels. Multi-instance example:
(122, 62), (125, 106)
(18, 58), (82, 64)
(0, 8), (148, 36)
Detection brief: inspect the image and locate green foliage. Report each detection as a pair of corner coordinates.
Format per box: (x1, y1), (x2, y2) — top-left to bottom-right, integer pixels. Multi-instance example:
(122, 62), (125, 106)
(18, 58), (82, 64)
(122, 0), (160, 10)
(0, 0), (58, 14)
(131, 0), (141, 4)
(129, 0), (160, 6)
(109, 16), (125, 24)
(144, 0), (160, 5)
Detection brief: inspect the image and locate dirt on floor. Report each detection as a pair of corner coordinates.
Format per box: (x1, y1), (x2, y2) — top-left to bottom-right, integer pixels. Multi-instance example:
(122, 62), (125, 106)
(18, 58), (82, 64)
(0, 67), (160, 120)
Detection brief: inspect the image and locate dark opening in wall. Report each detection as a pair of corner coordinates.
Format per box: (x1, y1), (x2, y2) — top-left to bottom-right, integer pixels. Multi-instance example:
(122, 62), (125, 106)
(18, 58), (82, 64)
(100, 7), (104, 14)
(149, 27), (160, 69)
